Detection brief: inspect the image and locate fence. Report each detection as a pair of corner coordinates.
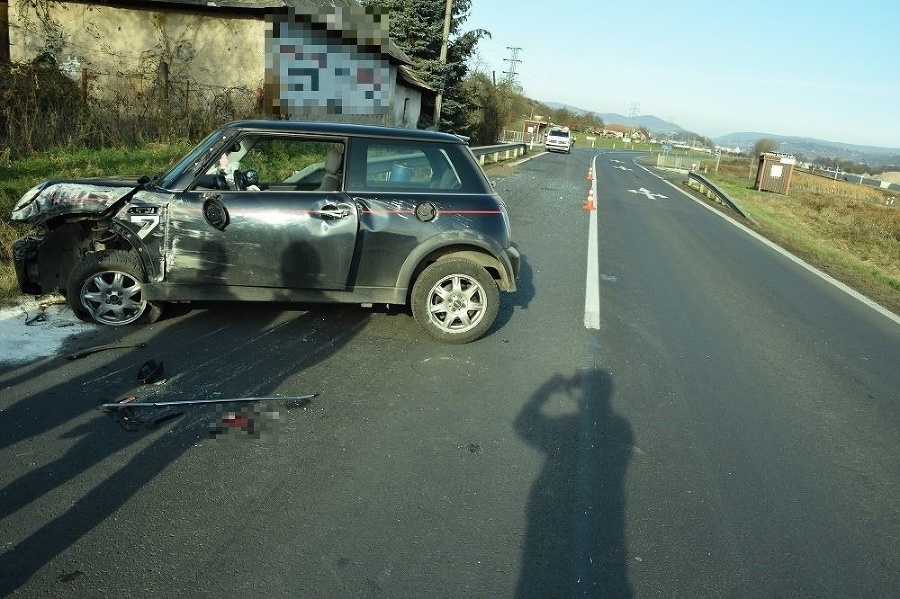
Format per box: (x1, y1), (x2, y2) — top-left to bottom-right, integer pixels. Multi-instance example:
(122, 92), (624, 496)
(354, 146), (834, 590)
(0, 61), (264, 158)
(801, 167), (900, 193)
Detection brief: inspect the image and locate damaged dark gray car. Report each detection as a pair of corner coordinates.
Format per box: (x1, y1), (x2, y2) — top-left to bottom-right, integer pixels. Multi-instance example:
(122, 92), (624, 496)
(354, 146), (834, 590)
(11, 120), (520, 344)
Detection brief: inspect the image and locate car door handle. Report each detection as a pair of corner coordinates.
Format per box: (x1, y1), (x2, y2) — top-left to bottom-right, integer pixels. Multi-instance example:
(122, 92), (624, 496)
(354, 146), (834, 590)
(314, 206), (351, 219)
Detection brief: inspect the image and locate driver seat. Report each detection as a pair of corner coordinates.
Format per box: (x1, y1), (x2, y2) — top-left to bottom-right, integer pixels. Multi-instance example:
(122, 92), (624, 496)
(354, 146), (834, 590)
(317, 150), (343, 191)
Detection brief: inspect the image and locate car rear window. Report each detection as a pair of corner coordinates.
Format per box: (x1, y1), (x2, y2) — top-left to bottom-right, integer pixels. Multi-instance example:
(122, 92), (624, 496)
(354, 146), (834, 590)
(346, 139), (488, 193)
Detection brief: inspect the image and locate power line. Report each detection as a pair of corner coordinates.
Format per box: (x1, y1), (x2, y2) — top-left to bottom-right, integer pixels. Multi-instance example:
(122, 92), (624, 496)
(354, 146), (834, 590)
(629, 101), (640, 133)
(502, 46), (522, 84)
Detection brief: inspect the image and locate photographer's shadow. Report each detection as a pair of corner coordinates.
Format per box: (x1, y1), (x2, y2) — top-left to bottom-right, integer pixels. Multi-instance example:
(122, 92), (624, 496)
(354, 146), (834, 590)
(515, 368), (633, 598)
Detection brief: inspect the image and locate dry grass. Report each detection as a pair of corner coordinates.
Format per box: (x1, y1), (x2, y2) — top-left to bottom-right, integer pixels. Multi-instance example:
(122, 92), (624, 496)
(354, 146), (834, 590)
(0, 219), (20, 299)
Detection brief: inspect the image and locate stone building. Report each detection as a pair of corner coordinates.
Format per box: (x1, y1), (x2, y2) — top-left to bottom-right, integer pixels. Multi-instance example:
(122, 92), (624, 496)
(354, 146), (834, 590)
(5, 0), (433, 127)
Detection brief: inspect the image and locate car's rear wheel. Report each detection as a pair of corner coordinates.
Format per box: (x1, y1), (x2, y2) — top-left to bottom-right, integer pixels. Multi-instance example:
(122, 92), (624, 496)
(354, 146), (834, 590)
(411, 258), (499, 344)
(67, 250), (162, 326)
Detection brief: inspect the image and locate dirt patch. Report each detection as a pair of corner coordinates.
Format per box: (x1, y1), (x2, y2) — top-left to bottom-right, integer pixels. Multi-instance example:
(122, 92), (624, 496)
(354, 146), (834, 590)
(483, 162), (523, 178)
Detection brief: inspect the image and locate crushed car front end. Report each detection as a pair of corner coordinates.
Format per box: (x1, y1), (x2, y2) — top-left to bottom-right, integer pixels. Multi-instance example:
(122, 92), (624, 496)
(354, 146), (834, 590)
(10, 178), (143, 296)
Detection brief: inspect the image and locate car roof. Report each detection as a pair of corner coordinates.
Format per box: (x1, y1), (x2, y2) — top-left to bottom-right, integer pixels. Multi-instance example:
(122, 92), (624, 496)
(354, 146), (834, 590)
(223, 120), (469, 145)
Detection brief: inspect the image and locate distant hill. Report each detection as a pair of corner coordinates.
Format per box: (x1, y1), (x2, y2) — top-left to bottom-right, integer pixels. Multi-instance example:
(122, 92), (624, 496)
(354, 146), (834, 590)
(543, 102), (683, 134)
(599, 113), (684, 134)
(542, 101), (900, 167)
(715, 132), (900, 167)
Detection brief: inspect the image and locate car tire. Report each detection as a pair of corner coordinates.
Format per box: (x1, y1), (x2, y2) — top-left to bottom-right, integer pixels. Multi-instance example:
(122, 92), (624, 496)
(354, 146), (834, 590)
(67, 250), (163, 326)
(411, 258), (499, 344)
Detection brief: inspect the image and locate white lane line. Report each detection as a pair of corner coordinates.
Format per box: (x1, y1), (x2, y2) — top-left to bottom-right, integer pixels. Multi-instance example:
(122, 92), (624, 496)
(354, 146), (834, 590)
(584, 155), (601, 330)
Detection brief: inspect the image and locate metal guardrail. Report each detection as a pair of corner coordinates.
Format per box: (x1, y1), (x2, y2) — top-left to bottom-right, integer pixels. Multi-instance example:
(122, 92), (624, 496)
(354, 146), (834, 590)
(470, 143), (528, 166)
(685, 171), (756, 224)
(357, 141), (528, 180)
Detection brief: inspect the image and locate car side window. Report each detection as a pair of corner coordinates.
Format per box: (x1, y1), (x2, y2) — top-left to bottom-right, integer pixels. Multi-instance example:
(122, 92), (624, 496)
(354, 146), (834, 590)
(192, 136), (345, 192)
(244, 138), (344, 191)
(355, 141), (460, 192)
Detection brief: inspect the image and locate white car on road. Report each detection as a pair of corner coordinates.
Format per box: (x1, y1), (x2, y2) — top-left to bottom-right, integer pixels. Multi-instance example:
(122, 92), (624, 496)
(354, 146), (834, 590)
(544, 127), (572, 154)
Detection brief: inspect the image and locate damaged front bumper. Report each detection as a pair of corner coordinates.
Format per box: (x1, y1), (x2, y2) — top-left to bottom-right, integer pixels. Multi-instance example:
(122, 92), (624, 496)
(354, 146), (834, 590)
(12, 236), (43, 295)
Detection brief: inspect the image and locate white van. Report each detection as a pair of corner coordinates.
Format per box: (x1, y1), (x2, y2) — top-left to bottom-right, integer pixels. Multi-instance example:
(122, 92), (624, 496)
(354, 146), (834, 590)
(544, 127), (572, 154)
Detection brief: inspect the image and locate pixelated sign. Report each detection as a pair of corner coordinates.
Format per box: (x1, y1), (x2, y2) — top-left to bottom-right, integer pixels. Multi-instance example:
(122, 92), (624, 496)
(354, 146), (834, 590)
(264, 7), (392, 117)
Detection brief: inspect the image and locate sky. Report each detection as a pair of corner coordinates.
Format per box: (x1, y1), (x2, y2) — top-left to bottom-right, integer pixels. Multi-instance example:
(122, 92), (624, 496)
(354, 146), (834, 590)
(463, 0), (900, 148)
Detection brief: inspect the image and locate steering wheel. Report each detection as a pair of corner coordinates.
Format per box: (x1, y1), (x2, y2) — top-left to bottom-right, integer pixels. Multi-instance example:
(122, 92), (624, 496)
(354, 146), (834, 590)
(233, 169), (249, 191)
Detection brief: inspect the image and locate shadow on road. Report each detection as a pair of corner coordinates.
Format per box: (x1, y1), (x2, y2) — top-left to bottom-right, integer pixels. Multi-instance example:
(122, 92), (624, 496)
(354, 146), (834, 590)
(0, 285), (368, 596)
(514, 368), (633, 598)
(493, 253), (534, 336)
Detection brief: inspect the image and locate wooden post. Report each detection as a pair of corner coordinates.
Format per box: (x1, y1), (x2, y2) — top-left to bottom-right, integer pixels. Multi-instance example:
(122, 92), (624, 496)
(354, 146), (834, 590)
(0, 1), (10, 64)
(158, 60), (169, 101)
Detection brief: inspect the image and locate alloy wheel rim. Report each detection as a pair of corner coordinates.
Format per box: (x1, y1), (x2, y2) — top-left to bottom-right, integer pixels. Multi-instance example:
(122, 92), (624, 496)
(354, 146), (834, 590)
(426, 273), (486, 334)
(81, 270), (147, 325)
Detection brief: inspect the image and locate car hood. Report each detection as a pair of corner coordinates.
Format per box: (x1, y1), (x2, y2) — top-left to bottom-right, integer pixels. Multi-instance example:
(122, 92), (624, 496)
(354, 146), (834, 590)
(11, 177), (142, 223)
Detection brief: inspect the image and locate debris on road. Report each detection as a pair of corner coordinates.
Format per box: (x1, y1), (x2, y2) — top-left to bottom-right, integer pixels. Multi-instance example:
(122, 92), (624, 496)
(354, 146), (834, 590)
(66, 342), (148, 360)
(99, 394), (318, 431)
(137, 359), (164, 384)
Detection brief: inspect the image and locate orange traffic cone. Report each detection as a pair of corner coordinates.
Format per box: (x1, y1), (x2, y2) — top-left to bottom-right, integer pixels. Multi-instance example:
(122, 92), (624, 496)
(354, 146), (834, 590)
(583, 187), (595, 211)
(585, 166), (594, 181)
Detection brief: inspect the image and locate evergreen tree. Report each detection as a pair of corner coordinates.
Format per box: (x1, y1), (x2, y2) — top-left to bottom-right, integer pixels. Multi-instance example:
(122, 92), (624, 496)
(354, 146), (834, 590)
(361, 0), (487, 133)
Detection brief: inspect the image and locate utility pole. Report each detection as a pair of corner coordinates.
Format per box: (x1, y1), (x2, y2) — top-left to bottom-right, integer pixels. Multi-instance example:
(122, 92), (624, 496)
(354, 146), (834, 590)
(502, 46), (522, 85)
(433, 0), (453, 128)
(628, 101), (640, 144)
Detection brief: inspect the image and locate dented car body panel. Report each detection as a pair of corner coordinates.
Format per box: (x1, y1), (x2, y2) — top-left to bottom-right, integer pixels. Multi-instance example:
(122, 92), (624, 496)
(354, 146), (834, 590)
(12, 178), (139, 223)
(10, 120), (519, 341)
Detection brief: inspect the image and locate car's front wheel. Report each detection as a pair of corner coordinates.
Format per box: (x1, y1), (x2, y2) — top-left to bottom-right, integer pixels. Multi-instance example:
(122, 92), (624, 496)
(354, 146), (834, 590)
(67, 250), (162, 326)
(411, 258), (499, 344)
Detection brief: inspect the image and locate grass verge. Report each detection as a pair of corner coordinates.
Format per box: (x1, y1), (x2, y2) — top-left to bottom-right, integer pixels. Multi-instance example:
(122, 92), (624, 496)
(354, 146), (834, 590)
(0, 143), (192, 305)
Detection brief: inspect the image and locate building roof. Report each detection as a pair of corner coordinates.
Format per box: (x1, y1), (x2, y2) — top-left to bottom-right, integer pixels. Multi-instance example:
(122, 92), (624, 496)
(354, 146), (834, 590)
(398, 64), (433, 93)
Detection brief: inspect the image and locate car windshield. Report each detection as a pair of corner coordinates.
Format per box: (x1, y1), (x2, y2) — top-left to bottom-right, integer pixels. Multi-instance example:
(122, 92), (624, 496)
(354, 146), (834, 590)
(155, 126), (235, 189)
(549, 129), (569, 138)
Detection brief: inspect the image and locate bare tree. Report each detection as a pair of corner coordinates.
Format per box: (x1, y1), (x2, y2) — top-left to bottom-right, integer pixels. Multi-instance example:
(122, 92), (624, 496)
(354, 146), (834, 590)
(754, 137), (780, 156)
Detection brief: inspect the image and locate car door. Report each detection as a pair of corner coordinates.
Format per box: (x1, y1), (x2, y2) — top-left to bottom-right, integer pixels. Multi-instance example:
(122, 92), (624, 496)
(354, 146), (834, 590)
(164, 134), (357, 291)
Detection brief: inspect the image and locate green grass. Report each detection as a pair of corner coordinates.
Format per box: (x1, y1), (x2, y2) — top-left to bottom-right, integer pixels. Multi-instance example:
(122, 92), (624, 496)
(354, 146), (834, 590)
(0, 142), (192, 304)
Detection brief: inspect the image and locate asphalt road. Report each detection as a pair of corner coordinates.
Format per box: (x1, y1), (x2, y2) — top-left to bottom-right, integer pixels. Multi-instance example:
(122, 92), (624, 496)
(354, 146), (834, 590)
(1, 147), (898, 597)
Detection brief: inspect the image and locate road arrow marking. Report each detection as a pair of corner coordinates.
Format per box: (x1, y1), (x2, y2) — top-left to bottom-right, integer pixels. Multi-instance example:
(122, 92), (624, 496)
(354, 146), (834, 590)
(627, 187), (668, 200)
(613, 165), (632, 171)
